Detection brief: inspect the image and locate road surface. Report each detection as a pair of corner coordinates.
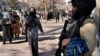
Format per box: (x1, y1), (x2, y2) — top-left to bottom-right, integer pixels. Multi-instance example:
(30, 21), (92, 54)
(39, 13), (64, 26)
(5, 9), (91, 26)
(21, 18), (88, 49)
(0, 20), (64, 56)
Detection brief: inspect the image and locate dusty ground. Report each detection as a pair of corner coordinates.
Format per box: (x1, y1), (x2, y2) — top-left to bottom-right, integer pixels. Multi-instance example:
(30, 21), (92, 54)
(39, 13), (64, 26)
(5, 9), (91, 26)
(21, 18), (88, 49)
(0, 20), (64, 56)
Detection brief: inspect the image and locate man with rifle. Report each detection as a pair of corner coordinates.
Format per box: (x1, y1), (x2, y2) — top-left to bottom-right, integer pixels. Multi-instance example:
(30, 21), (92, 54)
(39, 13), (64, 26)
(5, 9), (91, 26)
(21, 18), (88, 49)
(56, 0), (97, 56)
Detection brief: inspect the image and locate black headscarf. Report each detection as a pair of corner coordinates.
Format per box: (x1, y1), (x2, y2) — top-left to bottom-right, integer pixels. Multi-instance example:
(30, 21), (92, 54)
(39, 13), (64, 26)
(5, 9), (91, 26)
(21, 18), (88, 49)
(27, 7), (37, 28)
(29, 7), (36, 17)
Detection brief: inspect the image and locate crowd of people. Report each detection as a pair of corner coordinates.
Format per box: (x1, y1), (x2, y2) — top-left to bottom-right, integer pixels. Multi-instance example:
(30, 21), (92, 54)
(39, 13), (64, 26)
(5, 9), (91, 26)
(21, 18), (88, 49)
(47, 9), (67, 23)
(0, 7), (44, 56)
(0, 9), (29, 44)
(0, 0), (100, 56)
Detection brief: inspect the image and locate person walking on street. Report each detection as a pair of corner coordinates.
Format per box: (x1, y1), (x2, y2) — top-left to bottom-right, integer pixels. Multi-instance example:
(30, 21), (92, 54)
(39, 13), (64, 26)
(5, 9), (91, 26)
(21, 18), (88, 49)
(21, 11), (28, 41)
(26, 7), (44, 56)
(12, 11), (20, 38)
(56, 10), (60, 23)
(2, 9), (13, 45)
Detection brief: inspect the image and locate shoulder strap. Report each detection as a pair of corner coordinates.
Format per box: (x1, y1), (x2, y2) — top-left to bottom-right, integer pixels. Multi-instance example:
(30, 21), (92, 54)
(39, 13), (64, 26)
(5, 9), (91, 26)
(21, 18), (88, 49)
(62, 20), (68, 32)
(70, 16), (87, 38)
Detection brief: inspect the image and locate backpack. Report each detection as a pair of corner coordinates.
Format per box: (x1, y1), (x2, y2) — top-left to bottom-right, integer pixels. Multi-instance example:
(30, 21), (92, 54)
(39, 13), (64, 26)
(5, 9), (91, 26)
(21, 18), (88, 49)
(65, 37), (88, 56)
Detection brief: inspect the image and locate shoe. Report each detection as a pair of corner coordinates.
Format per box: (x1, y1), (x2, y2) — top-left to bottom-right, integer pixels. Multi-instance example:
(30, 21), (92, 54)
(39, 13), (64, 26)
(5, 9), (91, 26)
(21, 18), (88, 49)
(3, 42), (5, 45)
(25, 39), (28, 42)
(10, 41), (12, 44)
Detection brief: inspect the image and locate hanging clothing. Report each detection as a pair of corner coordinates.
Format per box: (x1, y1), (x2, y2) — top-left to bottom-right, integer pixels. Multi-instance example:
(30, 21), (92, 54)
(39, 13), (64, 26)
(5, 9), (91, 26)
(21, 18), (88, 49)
(56, 11), (60, 23)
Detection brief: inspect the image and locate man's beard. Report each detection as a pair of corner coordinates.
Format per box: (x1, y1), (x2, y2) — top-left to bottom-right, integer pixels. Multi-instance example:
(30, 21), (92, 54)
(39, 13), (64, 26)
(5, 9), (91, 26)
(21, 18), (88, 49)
(72, 11), (82, 20)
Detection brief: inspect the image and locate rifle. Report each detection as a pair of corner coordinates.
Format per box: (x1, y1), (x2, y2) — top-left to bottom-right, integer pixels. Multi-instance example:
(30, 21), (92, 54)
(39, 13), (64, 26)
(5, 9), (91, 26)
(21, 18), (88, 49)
(55, 20), (68, 56)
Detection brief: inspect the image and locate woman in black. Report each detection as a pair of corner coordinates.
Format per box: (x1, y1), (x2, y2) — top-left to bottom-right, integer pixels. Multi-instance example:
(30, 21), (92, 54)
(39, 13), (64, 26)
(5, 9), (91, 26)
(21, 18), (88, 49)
(26, 7), (44, 56)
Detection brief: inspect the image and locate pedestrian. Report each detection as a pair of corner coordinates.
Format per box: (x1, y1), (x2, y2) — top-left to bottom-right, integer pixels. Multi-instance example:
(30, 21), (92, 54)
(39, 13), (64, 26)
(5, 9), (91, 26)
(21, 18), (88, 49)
(21, 11), (28, 41)
(26, 7), (44, 56)
(55, 10), (60, 23)
(12, 11), (20, 38)
(2, 8), (13, 45)
(47, 10), (53, 20)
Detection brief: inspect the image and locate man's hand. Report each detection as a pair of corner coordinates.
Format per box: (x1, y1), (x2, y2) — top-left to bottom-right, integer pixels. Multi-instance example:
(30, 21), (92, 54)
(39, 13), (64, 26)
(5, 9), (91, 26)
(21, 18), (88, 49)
(61, 39), (70, 49)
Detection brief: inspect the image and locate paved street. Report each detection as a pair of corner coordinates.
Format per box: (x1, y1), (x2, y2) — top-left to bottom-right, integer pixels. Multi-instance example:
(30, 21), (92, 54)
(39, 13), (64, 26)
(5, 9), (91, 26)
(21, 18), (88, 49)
(0, 19), (64, 56)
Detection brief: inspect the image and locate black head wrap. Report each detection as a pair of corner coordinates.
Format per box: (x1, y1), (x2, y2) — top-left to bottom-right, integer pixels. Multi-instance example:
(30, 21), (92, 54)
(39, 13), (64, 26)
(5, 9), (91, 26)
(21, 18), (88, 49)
(27, 7), (37, 28)
(71, 0), (96, 16)
(29, 7), (36, 17)
(71, 0), (96, 37)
